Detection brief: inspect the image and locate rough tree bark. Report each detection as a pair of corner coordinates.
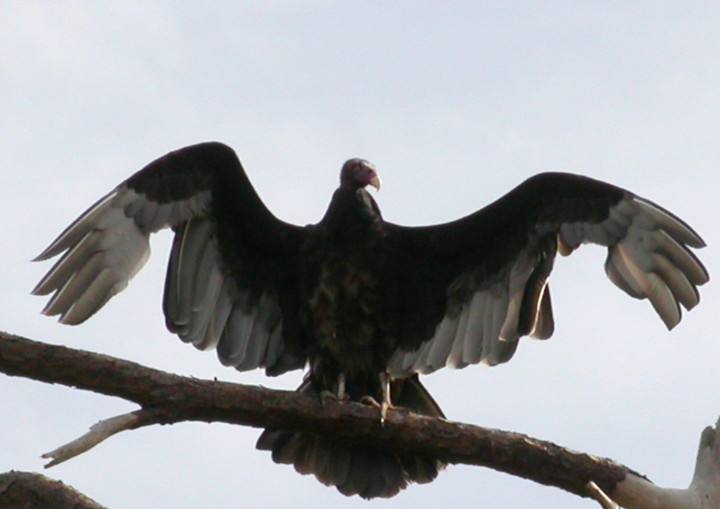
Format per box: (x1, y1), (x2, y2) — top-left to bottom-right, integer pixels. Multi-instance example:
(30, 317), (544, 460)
(1, 331), (718, 509)
(0, 471), (106, 509)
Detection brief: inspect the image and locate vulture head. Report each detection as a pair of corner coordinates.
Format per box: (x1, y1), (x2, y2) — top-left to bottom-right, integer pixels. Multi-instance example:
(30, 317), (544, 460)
(340, 158), (382, 190)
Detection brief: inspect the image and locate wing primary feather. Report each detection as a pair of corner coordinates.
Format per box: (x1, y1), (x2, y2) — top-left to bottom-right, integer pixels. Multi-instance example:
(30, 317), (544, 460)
(645, 273), (681, 329)
(60, 268), (127, 325)
(633, 197), (706, 248)
(605, 247), (646, 298)
(652, 253), (699, 310)
(32, 230), (98, 296)
(42, 254), (108, 317)
(652, 229), (709, 286)
(616, 244), (681, 329)
(33, 190), (120, 261)
(39, 218), (150, 324)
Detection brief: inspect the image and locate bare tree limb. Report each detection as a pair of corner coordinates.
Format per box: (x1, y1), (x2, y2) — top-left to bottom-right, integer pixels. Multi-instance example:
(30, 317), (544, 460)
(1, 330), (718, 508)
(0, 471), (106, 509)
(42, 410), (153, 467)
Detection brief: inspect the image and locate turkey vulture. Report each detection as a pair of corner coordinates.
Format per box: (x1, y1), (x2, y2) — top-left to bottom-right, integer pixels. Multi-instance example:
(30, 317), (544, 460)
(33, 142), (709, 498)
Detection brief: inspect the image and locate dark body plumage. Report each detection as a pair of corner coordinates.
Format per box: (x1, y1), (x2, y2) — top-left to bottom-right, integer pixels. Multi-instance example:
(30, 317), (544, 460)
(300, 181), (393, 397)
(33, 142), (709, 498)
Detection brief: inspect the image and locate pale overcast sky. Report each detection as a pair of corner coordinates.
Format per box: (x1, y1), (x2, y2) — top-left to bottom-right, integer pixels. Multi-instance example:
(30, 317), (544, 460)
(2, 3), (719, 508)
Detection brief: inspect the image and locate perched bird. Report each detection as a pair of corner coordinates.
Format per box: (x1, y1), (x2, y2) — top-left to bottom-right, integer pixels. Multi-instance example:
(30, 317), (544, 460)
(34, 142), (709, 498)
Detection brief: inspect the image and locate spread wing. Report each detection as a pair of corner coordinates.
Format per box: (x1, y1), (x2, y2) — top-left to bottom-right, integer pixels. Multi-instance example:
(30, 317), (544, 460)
(33, 142), (306, 375)
(387, 172), (709, 376)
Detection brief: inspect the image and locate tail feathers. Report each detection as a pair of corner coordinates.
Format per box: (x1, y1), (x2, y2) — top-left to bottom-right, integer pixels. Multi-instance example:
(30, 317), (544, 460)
(257, 430), (426, 498)
(256, 375), (444, 499)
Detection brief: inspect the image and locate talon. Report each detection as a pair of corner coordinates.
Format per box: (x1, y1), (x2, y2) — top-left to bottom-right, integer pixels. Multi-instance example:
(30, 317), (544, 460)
(360, 395), (380, 406)
(320, 373), (350, 404)
(359, 395), (392, 424)
(359, 372), (395, 425)
(319, 389), (338, 405)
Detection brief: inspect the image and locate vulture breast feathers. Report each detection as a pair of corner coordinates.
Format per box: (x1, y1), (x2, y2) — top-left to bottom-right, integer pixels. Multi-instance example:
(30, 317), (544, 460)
(34, 141), (709, 498)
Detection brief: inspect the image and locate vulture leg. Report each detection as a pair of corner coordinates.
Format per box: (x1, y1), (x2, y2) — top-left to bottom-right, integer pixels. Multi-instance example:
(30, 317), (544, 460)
(337, 372), (347, 401)
(320, 372), (349, 403)
(380, 371), (392, 424)
(360, 371), (393, 424)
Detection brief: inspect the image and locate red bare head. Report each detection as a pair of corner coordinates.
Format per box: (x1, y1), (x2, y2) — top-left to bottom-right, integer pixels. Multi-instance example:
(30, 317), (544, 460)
(340, 158), (381, 191)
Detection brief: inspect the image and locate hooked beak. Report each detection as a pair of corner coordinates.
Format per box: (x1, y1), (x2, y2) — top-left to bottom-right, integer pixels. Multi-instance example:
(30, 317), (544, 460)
(368, 173), (382, 191)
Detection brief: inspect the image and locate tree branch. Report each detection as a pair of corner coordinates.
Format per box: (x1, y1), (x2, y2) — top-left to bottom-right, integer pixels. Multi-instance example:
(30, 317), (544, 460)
(0, 471), (106, 509)
(1, 330), (717, 508)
